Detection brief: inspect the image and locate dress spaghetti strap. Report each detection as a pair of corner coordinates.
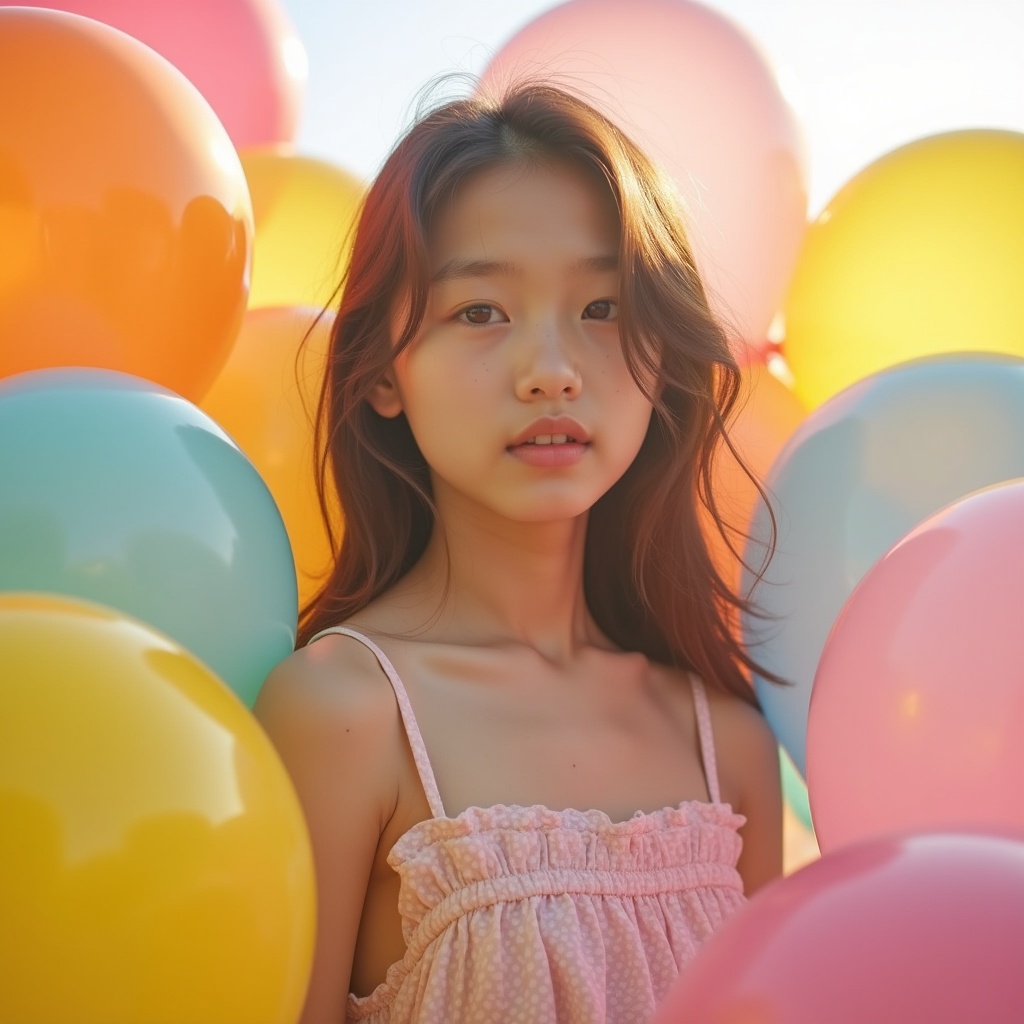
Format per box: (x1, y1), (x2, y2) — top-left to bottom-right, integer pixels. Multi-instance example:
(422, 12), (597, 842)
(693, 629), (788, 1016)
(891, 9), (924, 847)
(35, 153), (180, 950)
(307, 626), (447, 820)
(689, 676), (723, 805)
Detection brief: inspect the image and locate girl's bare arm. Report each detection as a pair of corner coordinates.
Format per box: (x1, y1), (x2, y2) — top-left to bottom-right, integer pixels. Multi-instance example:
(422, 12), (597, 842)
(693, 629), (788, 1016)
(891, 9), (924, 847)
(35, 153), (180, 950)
(711, 691), (784, 896)
(255, 639), (401, 1024)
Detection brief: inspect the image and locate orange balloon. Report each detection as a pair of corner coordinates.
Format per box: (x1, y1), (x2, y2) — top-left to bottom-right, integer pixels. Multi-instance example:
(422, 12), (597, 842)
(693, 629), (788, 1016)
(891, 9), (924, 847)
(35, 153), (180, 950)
(706, 359), (806, 594)
(0, 8), (252, 402)
(201, 306), (339, 606)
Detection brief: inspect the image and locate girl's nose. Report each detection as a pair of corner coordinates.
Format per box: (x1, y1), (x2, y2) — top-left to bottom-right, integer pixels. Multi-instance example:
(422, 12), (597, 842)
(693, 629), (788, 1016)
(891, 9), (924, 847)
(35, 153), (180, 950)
(514, 321), (582, 400)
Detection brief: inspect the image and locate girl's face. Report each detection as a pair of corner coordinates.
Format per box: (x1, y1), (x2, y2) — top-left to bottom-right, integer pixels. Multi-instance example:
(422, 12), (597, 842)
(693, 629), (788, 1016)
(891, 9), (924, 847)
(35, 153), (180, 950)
(372, 159), (654, 525)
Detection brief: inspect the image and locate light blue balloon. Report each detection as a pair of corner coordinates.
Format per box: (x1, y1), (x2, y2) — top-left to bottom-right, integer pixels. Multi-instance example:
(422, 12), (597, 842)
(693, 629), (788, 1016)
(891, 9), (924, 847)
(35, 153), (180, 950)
(742, 353), (1024, 774)
(0, 368), (297, 706)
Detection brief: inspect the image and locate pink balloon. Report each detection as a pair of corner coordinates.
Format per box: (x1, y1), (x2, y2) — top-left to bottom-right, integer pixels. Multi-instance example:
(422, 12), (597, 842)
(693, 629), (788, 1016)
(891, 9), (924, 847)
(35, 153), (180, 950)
(480, 0), (807, 356)
(3, 0), (306, 149)
(654, 831), (1024, 1024)
(807, 479), (1024, 854)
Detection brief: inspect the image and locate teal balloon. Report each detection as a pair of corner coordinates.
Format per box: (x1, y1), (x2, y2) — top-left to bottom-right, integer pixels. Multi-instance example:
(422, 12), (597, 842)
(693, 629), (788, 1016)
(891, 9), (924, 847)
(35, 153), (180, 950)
(0, 369), (297, 706)
(742, 353), (1024, 774)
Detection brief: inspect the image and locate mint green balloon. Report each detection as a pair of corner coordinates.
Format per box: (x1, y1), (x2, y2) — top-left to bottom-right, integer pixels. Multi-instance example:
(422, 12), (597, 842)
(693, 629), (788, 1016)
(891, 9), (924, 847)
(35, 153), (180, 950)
(779, 746), (813, 833)
(0, 369), (297, 706)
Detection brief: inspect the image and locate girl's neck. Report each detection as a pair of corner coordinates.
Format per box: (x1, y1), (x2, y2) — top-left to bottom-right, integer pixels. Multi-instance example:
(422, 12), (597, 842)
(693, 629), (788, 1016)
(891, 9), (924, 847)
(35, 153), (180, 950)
(392, 505), (600, 665)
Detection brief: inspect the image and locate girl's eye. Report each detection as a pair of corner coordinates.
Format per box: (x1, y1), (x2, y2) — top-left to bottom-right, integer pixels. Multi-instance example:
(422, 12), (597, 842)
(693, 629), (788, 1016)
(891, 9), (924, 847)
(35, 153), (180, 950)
(583, 299), (618, 321)
(457, 304), (506, 326)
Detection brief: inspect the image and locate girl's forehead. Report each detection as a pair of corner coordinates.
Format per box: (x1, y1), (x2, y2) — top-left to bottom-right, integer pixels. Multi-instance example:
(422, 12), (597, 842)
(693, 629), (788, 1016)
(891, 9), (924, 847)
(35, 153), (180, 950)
(427, 160), (620, 268)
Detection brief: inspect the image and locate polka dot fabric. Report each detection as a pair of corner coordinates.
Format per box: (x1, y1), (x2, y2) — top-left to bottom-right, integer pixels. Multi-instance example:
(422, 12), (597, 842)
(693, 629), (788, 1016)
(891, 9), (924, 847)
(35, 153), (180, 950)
(308, 628), (747, 1024)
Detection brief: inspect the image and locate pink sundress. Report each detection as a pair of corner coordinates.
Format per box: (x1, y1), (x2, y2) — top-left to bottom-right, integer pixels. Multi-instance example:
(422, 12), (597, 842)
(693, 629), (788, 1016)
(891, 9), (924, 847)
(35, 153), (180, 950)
(309, 626), (748, 1024)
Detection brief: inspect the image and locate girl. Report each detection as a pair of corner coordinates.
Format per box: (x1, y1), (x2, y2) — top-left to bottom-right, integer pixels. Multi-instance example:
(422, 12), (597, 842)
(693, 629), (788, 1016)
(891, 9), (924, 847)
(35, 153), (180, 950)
(256, 83), (782, 1024)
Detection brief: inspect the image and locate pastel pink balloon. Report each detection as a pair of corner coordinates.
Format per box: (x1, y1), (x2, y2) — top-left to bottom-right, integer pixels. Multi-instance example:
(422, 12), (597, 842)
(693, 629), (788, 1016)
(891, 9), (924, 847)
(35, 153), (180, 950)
(3, 0), (307, 149)
(654, 831), (1024, 1024)
(807, 479), (1024, 854)
(480, 0), (807, 355)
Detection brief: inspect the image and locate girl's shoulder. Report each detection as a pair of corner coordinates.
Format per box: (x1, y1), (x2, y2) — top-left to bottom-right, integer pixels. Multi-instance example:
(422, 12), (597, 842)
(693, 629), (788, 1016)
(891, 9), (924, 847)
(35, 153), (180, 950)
(699, 679), (780, 804)
(254, 624), (407, 812)
(701, 680), (775, 742)
(260, 624), (397, 724)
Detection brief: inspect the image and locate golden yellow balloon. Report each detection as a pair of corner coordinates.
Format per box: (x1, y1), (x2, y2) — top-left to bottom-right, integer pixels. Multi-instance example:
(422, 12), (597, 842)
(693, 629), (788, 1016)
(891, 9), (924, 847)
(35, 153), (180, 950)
(783, 130), (1024, 408)
(201, 306), (340, 606)
(200, 307), (339, 602)
(242, 148), (364, 311)
(0, 593), (315, 1024)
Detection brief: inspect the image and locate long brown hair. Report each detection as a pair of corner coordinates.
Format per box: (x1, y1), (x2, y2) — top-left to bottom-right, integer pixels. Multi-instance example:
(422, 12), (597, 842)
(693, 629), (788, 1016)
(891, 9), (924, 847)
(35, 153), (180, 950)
(299, 83), (777, 705)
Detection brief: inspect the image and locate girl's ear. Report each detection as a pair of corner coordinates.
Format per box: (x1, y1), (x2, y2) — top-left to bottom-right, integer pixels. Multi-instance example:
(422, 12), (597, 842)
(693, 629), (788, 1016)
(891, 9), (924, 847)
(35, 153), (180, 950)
(367, 371), (404, 419)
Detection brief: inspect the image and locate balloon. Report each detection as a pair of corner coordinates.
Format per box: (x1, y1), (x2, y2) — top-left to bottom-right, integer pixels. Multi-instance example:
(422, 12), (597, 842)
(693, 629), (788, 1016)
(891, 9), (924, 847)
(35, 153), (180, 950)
(0, 7), (252, 402)
(808, 480), (1024, 853)
(3, 0), (306, 150)
(705, 360), (805, 595)
(0, 592), (314, 1024)
(782, 801), (820, 877)
(654, 831), (1024, 1024)
(201, 306), (340, 606)
(242, 149), (364, 311)
(784, 129), (1024, 408)
(780, 746), (819, 877)
(480, 0), (808, 356)
(779, 746), (812, 834)
(0, 368), (297, 706)
(741, 353), (1024, 774)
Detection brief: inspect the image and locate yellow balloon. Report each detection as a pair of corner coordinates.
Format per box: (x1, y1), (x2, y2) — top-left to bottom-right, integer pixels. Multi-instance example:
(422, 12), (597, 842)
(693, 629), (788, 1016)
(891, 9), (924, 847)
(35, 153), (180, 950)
(783, 130), (1024, 408)
(242, 148), (364, 311)
(201, 306), (340, 606)
(0, 593), (314, 1024)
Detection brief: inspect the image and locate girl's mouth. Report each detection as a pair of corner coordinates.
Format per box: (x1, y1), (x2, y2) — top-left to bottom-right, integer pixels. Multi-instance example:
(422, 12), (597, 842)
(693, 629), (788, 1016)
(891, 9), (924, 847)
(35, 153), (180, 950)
(507, 439), (589, 466)
(520, 434), (577, 445)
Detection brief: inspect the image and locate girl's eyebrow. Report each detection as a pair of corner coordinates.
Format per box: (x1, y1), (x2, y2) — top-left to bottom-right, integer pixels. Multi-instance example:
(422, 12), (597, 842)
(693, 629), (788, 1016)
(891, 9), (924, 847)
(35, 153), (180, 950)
(431, 253), (619, 283)
(431, 257), (519, 283)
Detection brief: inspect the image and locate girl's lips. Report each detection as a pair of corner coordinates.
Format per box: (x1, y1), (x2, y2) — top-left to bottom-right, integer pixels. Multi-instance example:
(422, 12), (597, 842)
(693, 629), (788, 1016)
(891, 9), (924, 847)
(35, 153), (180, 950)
(508, 416), (590, 447)
(507, 441), (589, 467)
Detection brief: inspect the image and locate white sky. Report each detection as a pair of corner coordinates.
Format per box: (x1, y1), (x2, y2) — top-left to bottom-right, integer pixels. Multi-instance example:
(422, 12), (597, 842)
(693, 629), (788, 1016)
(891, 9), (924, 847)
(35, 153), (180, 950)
(281, 0), (1024, 214)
